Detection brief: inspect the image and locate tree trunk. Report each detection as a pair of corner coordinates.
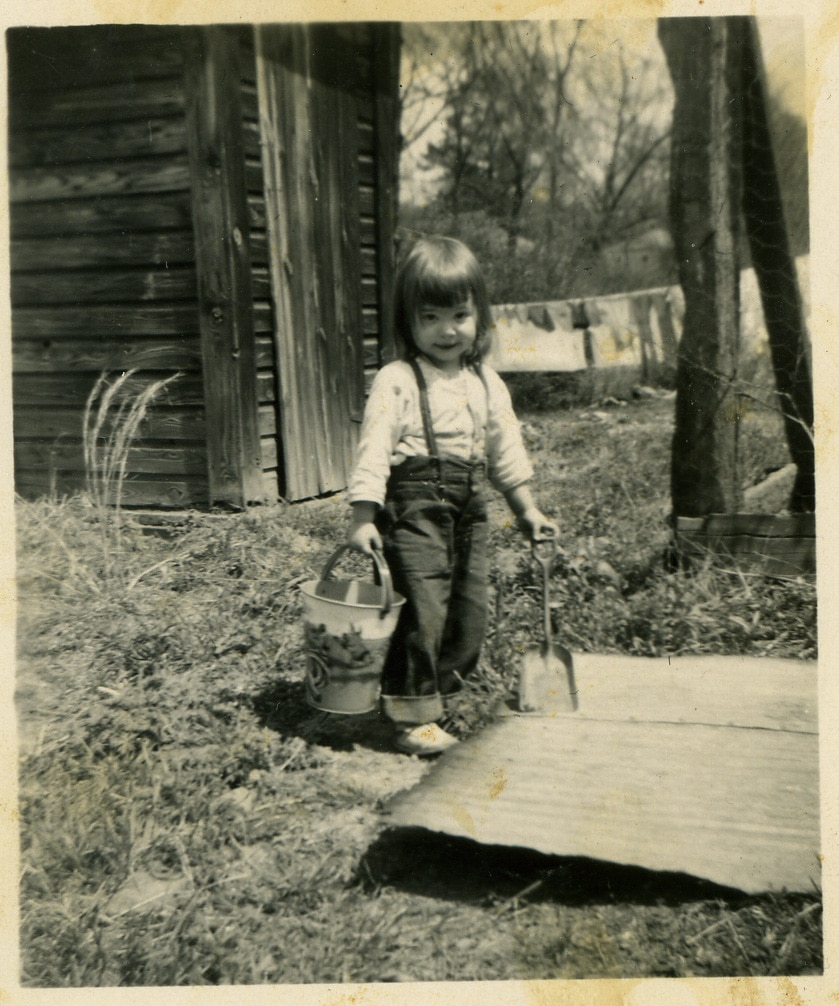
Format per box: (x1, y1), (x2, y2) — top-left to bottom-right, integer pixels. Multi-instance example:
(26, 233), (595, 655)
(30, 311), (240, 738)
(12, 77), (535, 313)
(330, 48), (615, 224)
(659, 18), (744, 518)
(740, 18), (814, 512)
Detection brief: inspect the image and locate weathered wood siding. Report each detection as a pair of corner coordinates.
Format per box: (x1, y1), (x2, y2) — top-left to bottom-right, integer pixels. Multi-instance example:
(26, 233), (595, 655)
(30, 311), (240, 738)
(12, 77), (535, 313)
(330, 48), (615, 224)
(9, 26), (210, 506)
(9, 23), (400, 507)
(256, 22), (399, 500)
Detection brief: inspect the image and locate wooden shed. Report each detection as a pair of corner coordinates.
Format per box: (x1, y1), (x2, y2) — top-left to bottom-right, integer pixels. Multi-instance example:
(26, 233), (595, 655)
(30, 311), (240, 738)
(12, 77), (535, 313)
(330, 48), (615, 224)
(8, 22), (400, 507)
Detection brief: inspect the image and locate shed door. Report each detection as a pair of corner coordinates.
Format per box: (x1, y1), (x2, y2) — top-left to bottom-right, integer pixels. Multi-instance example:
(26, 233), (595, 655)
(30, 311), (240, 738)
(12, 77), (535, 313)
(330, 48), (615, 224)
(256, 25), (366, 501)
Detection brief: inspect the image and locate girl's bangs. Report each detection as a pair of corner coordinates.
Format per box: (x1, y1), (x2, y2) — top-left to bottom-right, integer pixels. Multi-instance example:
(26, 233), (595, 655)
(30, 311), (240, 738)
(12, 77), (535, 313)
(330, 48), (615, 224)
(413, 269), (474, 308)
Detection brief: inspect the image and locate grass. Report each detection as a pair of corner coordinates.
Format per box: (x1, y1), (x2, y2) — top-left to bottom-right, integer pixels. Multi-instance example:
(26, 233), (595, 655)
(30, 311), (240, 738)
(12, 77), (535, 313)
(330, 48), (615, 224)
(15, 393), (820, 985)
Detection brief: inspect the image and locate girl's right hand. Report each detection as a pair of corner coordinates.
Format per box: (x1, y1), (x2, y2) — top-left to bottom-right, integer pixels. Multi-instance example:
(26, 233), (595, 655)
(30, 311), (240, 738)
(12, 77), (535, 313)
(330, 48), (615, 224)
(347, 521), (383, 556)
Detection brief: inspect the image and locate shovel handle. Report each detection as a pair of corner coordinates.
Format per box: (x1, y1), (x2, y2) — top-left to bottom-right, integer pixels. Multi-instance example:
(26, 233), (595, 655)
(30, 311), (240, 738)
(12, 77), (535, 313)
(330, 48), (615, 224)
(531, 535), (556, 644)
(320, 544), (395, 618)
(531, 533), (558, 565)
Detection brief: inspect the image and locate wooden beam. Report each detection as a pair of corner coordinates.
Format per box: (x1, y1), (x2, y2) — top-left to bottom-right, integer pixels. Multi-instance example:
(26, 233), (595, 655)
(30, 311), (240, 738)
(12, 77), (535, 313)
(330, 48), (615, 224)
(184, 26), (263, 507)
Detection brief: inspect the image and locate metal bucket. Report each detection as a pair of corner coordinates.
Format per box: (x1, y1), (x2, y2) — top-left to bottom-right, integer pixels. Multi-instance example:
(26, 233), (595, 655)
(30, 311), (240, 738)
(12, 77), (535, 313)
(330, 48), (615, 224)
(300, 546), (405, 714)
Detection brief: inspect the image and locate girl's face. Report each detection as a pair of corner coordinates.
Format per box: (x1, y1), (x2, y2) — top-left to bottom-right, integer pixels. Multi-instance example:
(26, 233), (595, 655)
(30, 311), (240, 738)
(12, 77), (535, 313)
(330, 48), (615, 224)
(413, 294), (477, 373)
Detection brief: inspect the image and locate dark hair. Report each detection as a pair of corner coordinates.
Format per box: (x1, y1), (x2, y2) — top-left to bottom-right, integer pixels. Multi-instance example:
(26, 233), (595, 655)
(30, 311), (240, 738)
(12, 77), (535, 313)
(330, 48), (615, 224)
(392, 236), (493, 366)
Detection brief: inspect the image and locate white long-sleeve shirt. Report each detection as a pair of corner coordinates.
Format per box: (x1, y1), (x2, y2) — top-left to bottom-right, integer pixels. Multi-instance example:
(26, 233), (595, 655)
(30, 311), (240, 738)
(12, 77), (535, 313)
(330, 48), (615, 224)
(347, 357), (534, 506)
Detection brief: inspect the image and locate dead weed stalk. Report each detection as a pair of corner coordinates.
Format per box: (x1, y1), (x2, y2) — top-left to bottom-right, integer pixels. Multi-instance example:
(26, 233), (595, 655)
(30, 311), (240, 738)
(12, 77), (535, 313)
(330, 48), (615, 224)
(82, 370), (180, 578)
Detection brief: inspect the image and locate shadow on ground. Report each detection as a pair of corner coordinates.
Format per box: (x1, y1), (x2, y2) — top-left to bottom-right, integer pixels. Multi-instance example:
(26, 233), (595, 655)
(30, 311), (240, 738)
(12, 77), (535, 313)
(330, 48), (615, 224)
(359, 826), (747, 908)
(252, 677), (396, 753)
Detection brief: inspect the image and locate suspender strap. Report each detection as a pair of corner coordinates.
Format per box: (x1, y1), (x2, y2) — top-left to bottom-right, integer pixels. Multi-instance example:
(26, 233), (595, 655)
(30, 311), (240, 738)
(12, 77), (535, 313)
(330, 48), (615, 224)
(474, 361), (490, 405)
(408, 357), (439, 459)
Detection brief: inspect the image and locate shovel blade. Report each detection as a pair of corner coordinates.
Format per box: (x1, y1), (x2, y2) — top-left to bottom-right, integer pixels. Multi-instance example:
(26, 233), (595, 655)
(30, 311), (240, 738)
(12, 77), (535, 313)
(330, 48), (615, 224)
(518, 644), (578, 713)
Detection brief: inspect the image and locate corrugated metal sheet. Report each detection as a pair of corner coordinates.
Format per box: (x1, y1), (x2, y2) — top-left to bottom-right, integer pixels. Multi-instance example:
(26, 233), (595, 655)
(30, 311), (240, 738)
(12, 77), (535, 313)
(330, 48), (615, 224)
(385, 655), (819, 894)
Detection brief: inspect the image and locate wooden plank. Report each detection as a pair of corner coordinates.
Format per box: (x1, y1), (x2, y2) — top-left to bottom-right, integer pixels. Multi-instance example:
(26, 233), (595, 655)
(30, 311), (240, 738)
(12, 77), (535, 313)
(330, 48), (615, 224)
(360, 216), (376, 245)
(260, 436), (278, 470)
(248, 194), (267, 232)
(260, 470), (280, 499)
(566, 652), (817, 732)
(14, 470), (209, 508)
(387, 654), (819, 895)
(8, 77), (187, 131)
(11, 267), (197, 306)
(10, 157), (191, 203)
(13, 372), (204, 407)
(245, 158), (264, 194)
(13, 306), (200, 339)
(13, 298), (263, 339)
(10, 193), (194, 238)
(243, 121), (262, 160)
(250, 268), (272, 300)
(7, 25), (188, 94)
(15, 441), (207, 476)
(362, 307), (379, 336)
(241, 83), (259, 121)
(12, 233), (195, 270)
(257, 373), (276, 403)
(363, 338), (379, 370)
(307, 72), (361, 493)
(675, 514), (816, 578)
(286, 26), (335, 495)
(681, 533), (815, 557)
(255, 336), (276, 372)
(252, 302), (273, 333)
(387, 714), (820, 895)
(257, 24), (320, 501)
(9, 117), (188, 168)
(256, 23), (367, 500)
(13, 337), (202, 374)
(14, 405), (205, 441)
(361, 246), (377, 275)
(358, 154), (375, 186)
(358, 121), (374, 155)
(359, 185), (375, 216)
(184, 26), (263, 507)
(678, 513), (816, 537)
(258, 404), (277, 437)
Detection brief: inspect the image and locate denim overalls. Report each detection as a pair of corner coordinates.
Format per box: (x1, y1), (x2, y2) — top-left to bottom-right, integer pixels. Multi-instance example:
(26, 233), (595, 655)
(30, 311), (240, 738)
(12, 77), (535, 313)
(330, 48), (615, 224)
(376, 358), (489, 726)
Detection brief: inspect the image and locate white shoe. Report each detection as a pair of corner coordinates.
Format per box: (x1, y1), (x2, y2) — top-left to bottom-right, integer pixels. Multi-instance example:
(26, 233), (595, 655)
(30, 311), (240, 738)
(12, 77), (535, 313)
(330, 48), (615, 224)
(394, 722), (459, 757)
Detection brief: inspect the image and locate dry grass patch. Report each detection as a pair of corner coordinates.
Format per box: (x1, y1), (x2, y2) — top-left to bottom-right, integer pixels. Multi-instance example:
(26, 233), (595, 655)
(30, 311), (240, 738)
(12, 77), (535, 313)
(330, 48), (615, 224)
(16, 395), (820, 985)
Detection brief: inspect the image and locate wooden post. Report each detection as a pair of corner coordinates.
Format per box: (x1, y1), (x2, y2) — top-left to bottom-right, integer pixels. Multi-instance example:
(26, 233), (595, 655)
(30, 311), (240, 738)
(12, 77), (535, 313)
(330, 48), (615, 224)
(740, 18), (814, 513)
(659, 17), (743, 517)
(184, 26), (263, 507)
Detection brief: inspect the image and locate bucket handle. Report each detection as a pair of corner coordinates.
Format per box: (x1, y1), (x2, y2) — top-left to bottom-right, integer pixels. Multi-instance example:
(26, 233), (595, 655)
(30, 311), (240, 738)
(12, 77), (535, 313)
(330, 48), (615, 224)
(319, 545), (395, 619)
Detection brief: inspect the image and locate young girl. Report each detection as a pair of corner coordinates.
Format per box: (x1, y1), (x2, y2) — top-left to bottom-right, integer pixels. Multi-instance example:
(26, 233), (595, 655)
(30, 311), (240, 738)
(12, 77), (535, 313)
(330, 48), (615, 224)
(347, 236), (557, 756)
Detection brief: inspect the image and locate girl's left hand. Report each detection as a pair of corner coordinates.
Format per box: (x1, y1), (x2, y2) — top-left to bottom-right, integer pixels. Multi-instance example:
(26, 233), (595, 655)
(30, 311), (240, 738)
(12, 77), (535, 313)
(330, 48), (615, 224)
(518, 507), (559, 542)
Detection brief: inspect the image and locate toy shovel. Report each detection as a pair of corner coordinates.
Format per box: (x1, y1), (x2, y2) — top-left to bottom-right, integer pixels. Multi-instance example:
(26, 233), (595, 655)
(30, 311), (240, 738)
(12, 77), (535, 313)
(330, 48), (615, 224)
(518, 534), (579, 713)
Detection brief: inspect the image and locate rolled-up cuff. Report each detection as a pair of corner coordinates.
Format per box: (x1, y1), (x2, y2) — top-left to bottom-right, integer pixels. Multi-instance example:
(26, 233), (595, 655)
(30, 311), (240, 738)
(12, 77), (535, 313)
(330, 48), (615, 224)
(381, 692), (445, 725)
